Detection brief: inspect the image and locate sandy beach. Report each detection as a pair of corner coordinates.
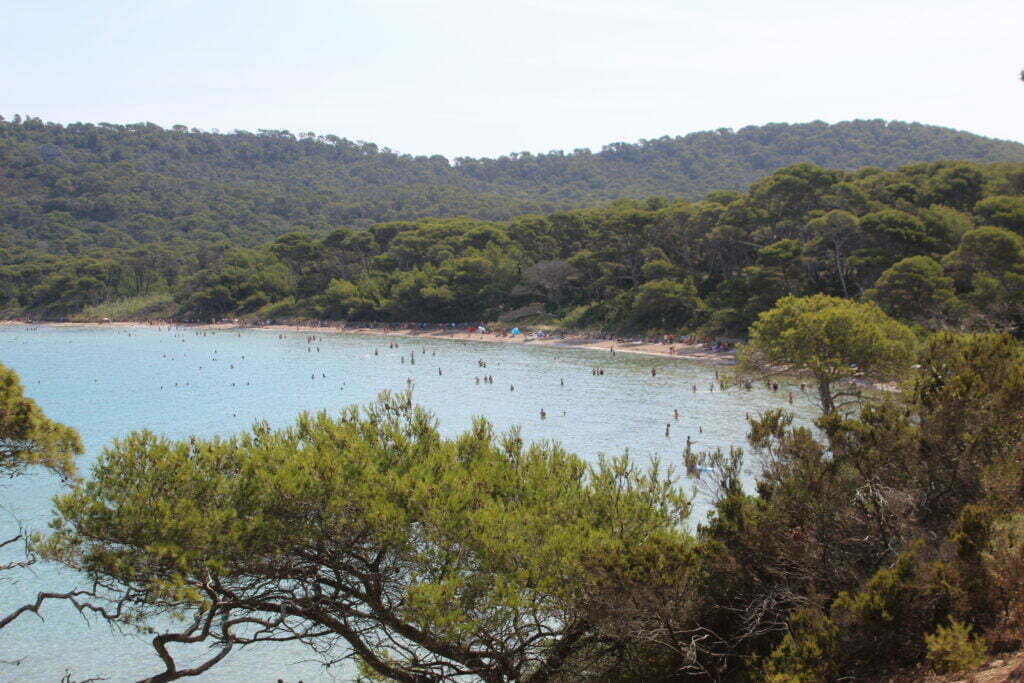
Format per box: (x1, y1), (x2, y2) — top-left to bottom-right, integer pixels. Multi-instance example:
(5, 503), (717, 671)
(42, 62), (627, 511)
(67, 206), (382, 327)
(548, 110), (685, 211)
(341, 326), (737, 364)
(2, 320), (737, 364)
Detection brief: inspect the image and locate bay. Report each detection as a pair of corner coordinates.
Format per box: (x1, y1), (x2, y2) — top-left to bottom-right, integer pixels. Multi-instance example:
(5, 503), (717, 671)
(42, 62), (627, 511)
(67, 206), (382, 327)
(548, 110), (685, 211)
(0, 324), (815, 681)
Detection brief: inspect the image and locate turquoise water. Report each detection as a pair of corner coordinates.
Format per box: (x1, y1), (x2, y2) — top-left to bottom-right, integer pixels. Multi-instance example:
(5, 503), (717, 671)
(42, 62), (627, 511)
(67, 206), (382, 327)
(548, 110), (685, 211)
(0, 324), (816, 681)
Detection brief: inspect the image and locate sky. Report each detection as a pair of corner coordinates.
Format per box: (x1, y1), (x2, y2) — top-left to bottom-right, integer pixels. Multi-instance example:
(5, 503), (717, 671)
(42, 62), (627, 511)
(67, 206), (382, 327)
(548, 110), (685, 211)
(3, 0), (1022, 158)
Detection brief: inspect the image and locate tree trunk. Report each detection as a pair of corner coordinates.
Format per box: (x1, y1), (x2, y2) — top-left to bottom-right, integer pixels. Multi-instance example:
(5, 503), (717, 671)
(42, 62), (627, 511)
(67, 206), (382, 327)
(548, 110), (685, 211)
(832, 245), (849, 298)
(818, 378), (835, 415)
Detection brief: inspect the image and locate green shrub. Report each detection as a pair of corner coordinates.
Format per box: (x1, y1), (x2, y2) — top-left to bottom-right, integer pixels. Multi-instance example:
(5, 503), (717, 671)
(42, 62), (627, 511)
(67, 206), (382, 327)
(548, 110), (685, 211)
(559, 303), (601, 329)
(761, 608), (839, 682)
(924, 618), (987, 674)
(70, 293), (176, 321)
(830, 550), (956, 673)
(254, 296), (298, 319)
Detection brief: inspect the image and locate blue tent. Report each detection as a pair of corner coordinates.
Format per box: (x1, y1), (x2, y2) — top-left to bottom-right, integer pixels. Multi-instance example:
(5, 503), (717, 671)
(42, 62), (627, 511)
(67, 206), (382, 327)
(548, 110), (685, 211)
(510, 328), (521, 335)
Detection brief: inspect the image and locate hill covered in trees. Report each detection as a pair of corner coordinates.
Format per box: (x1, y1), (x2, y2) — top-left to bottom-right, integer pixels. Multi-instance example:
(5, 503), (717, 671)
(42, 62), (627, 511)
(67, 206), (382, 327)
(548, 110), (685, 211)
(4, 156), (1024, 338)
(2, 116), (1023, 253)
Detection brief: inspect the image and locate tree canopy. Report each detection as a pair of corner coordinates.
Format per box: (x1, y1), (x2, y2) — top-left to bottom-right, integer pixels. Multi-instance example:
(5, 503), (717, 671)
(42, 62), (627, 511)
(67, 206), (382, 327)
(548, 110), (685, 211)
(40, 392), (690, 681)
(738, 294), (917, 414)
(0, 363), (82, 642)
(0, 362), (81, 481)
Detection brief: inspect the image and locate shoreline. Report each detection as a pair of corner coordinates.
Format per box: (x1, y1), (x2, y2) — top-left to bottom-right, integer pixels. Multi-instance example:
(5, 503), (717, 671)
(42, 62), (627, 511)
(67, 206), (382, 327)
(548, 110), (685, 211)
(1, 320), (737, 364)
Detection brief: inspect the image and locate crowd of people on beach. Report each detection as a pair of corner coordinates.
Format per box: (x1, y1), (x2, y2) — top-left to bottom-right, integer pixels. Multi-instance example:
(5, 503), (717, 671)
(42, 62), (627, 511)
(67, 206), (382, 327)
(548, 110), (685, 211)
(167, 319), (739, 355)
(37, 315), (741, 358)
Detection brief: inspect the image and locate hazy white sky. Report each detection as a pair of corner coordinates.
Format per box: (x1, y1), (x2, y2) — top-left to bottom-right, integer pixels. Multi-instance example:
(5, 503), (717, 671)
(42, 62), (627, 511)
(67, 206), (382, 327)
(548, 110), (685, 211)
(4, 0), (1022, 158)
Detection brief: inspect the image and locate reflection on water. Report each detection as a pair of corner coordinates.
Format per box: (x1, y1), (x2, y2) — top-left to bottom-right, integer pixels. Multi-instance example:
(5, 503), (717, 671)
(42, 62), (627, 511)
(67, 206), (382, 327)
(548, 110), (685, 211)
(0, 324), (817, 681)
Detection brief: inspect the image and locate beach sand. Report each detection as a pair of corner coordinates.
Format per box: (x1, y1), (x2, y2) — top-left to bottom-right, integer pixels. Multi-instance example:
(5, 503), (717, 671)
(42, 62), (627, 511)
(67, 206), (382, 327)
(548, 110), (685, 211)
(342, 327), (736, 364)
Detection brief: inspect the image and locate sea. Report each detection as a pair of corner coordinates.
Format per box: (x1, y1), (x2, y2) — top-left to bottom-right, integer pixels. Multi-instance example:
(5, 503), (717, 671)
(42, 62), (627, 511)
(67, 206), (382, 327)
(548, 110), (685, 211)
(0, 324), (815, 681)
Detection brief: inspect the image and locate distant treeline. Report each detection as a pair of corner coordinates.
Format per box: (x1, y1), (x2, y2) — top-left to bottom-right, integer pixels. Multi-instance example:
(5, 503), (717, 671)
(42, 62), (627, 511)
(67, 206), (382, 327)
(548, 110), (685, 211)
(1, 115), (1023, 253)
(3, 157), (1024, 336)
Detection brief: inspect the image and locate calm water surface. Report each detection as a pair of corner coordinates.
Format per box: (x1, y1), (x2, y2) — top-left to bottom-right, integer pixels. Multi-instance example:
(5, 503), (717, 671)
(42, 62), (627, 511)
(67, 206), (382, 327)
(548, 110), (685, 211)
(0, 324), (816, 681)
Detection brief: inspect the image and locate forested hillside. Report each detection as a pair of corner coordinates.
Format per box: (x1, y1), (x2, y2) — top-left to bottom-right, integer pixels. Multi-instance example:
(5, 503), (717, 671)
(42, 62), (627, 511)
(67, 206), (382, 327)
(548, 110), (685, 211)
(5, 157), (1024, 338)
(2, 116), (1023, 253)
